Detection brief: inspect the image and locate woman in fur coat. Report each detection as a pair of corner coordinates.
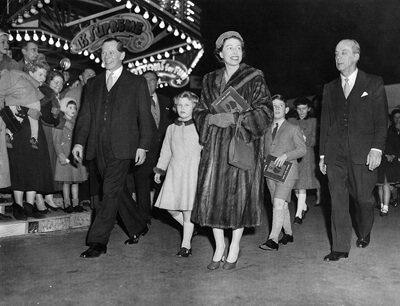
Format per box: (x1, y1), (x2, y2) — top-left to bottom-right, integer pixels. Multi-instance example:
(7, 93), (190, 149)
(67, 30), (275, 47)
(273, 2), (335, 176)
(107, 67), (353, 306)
(191, 31), (273, 270)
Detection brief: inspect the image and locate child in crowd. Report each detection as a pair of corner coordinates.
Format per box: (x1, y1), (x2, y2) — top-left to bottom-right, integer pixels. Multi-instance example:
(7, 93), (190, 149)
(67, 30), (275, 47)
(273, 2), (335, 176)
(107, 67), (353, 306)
(154, 91), (202, 257)
(0, 62), (46, 149)
(288, 97), (321, 224)
(259, 94), (306, 251)
(53, 98), (87, 213)
(377, 109), (400, 216)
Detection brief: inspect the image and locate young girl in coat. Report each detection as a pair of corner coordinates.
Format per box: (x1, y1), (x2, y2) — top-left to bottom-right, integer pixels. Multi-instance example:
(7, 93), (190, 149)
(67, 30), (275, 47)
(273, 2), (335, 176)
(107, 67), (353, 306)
(53, 99), (87, 213)
(154, 91), (202, 257)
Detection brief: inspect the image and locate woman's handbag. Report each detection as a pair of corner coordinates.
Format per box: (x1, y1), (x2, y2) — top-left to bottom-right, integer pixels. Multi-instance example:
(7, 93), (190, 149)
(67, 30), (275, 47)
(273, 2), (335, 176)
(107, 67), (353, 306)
(0, 106), (22, 133)
(228, 115), (254, 170)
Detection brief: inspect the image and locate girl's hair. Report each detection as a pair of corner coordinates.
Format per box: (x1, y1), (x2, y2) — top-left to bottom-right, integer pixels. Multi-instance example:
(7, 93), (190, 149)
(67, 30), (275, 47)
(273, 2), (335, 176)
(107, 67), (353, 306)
(271, 94), (287, 106)
(214, 38), (246, 65)
(46, 69), (64, 85)
(23, 58), (50, 74)
(66, 100), (77, 108)
(293, 97), (314, 119)
(173, 91), (199, 105)
(293, 97), (312, 108)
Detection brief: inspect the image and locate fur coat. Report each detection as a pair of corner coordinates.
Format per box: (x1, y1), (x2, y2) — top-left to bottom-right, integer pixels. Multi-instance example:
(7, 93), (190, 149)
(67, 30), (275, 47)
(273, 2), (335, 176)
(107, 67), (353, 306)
(191, 63), (273, 228)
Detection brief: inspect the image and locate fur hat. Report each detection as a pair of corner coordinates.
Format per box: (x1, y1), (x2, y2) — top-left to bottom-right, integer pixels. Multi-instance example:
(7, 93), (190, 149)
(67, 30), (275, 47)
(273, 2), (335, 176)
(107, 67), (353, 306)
(215, 31), (243, 49)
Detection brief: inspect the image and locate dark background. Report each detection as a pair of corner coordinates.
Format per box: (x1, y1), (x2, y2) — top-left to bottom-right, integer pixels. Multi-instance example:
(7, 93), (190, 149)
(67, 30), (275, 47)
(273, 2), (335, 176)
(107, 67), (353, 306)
(191, 0), (400, 99)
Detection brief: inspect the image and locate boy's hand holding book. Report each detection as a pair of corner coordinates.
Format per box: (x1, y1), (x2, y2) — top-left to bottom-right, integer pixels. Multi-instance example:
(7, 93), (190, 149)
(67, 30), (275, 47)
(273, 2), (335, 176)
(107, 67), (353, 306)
(274, 153), (288, 168)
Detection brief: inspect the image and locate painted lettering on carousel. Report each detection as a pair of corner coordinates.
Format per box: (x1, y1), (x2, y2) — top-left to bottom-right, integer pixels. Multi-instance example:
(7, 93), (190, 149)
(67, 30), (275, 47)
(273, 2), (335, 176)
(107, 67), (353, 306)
(70, 13), (153, 54)
(131, 60), (190, 88)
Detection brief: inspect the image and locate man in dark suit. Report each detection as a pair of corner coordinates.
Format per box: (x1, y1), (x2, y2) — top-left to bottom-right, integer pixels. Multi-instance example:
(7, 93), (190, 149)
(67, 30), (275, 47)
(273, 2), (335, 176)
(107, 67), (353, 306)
(16, 41), (39, 71)
(72, 38), (154, 258)
(319, 39), (388, 262)
(132, 71), (175, 224)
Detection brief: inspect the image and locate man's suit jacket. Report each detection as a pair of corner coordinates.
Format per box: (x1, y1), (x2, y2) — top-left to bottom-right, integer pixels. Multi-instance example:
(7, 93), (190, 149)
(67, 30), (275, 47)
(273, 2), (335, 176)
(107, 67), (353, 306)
(152, 93), (175, 151)
(74, 69), (154, 161)
(319, 70), (388, 165)
(264, 120), (307, 180)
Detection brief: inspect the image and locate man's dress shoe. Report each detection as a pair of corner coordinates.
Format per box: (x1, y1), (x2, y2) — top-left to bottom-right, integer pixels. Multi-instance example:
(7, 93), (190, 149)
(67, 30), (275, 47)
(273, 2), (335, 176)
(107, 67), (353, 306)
(356, 233), (370, 248)
(80, 243), (107, 258)
(124, 226), (149, 245)
(323, 251), (349, 262)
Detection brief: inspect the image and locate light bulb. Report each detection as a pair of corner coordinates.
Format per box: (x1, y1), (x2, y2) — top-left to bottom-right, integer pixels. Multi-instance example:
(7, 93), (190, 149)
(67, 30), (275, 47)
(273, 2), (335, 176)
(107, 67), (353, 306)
(164, 51), (170, 58)
(180, 33), (186, 40)
(44, 0), (50, 4)
(186, 45), (192, 51)
(24, 31), (30, 41)
(55, 38), (61, 48)
(186, 37), (192, 44)
(48, 36), (54, 45)
(167, 25), (173, 32)
(95, 58), (100, 64)
(41, 33), (46, 41)
(126, 0), (132, 9)
(8, 34), (13, 42)
(179, 47), (184, 53)
(16, 32), (22, 41)
(142, 58), (148, 64)
(83, 50), (89, 56)
(150, 56), (155, 62)
(63, 41), (69, 50)
(17, 15), (23, 23)
(37, 1), (43, 8)
(152, 15), (157, 23)
(23, 10), (30, 18)
(143, 11), (149, 19)
(30, 6), (37, 14)
(157, 54), (162, 59)
(134, 5), (140, 13)
(11, 20), (17, 27)
(159, 20), (165, 29)
(33, 31), (39, 41)
(115, 0), (121, 2)
(135, 61), (140, 66)
(173, 29), (179, 36)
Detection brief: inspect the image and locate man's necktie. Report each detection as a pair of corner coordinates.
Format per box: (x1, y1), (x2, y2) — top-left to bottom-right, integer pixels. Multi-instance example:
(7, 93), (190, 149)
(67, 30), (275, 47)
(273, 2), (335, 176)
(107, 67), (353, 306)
(343, 78), (350, 98)
(272, 123), (279, 140)
(106, 72), (114, 91)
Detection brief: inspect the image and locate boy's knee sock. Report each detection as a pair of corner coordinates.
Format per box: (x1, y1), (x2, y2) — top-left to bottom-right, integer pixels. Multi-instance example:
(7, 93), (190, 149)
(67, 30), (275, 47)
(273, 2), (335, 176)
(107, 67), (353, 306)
(269, 208), (284, 242)
(296, 193), (307, 217)
(282, 206), (293, 235)
(72, 199), (79, 207)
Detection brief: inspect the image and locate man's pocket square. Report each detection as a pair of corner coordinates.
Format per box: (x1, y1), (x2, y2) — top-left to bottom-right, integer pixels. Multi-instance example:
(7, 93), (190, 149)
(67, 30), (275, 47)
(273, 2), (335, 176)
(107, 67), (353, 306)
(361, 92), (369, 97)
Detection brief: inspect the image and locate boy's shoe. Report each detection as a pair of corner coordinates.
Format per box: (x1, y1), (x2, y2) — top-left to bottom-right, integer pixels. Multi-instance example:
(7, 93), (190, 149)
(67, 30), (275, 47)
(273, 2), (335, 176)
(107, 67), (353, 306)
(380, 205), (388, 217)
(30, 137), (38, 149)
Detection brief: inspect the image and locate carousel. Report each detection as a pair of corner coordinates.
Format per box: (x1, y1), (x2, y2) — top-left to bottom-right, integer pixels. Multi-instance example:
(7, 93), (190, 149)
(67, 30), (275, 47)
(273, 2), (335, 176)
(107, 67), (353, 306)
(0, 0), (203, 89)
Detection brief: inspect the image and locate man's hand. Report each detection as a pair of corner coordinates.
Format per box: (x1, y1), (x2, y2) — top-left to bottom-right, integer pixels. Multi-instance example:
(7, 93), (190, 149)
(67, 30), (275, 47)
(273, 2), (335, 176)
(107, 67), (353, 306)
(59, 153), (69, 165)
(135, 148), (146, 166)
(366, 150), (382, 171)
(319, 158), (327, 175)
(274, 153), (288, 168)
(154, 173), (161, 184)
(72, 144), (83, 163)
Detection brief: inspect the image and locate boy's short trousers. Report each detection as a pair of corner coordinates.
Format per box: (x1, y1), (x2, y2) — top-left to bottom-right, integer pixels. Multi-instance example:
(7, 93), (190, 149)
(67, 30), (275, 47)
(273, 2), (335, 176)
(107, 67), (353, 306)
(266, 178), (297, 203)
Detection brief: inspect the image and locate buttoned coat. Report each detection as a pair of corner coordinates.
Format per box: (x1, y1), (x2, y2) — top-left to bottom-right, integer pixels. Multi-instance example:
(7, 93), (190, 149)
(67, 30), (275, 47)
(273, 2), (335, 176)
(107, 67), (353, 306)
(74, 69), (154, 160)
(264, 120), (307, 180)
(319, 70), (388, 164)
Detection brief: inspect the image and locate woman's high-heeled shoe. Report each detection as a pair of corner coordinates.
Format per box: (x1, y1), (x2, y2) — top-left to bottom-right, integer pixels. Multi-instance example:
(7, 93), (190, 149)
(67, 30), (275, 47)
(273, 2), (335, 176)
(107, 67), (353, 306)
(223, 250), (241, 270)
(207, 248), (227, 270)
(302, 206), (308, 219)
(45, 202), (62, 211)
